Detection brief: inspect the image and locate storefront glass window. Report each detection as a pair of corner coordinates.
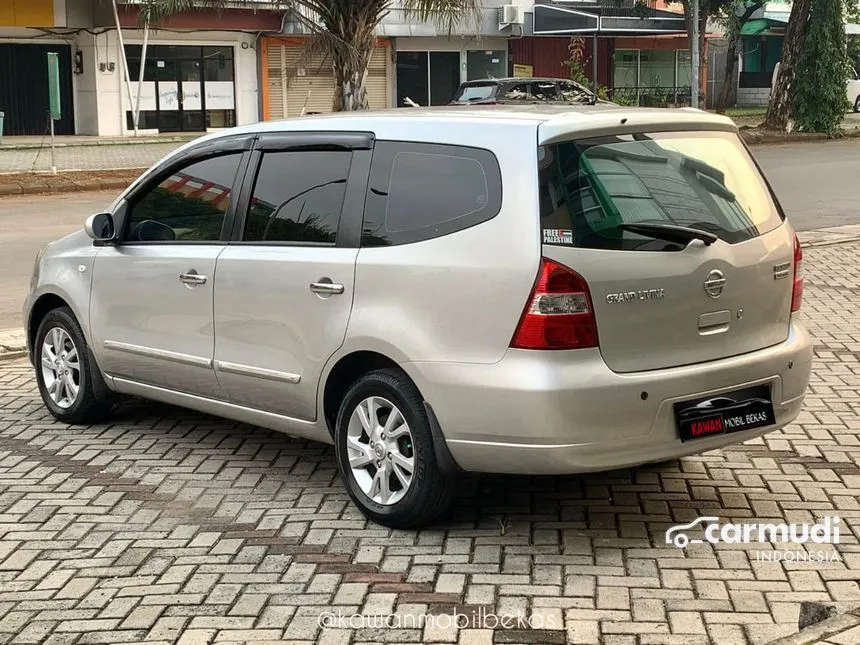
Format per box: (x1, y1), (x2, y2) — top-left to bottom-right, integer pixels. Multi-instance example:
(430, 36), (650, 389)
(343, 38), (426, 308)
(124, 44), (235, 133)
(639, 50), (675, 88)
(612, 49), (638, 88)
(676, 50), (692, 88)
(466, 50), (506, 81)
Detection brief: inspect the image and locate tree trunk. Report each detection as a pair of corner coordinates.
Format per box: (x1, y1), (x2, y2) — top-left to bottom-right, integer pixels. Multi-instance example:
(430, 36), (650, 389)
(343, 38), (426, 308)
(715, 33), (740, 113)
(762, 0), (812, 131)
(716, 3), (765, 115)
(329, 22), (376, 111)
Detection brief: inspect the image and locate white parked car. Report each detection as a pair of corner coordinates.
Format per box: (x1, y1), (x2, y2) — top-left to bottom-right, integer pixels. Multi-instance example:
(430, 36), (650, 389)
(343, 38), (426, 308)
(849, 67), (860, 113)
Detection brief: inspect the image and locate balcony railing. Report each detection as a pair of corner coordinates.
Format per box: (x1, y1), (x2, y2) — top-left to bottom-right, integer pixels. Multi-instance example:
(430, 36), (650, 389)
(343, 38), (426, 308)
(607, 86), (692, 107)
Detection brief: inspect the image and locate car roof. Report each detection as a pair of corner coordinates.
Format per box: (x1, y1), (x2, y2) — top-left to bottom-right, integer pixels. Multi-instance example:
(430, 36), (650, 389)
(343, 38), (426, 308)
(461, 77), (572, 85)
(179, 104), (737, 152)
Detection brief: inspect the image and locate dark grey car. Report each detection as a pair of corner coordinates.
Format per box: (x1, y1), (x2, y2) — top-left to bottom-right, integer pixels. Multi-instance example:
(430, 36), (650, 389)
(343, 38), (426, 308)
(450, 77), (608, 106)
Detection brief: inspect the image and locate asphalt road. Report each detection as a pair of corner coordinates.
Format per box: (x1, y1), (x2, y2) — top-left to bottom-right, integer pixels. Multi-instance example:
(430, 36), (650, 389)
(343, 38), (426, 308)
(0, 191), (116, 331)
(0, 139), (858, 330)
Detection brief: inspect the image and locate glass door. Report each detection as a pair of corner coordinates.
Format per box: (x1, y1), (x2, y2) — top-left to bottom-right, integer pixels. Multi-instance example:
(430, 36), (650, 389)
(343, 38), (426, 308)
(155, 58), (181, 132)
(179, 59), (205, 132)
(429, 52), (460, 105)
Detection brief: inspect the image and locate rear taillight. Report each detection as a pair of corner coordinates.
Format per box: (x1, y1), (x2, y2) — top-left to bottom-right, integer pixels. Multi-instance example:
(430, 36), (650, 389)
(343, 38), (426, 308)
(791, 233), (803, 313)
(511, 258), (599, 350)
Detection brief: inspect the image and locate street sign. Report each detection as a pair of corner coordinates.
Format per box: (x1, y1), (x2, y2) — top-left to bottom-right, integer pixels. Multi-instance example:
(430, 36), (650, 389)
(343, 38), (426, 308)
(47, 52), (61, 121)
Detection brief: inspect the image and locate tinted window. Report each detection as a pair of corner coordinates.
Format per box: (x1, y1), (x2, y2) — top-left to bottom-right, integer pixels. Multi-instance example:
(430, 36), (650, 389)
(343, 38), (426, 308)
(502, 83), (530, 100)
(559, 80), (592, 103)
(538, 131), (783, 251)
(531, 81), (560, 101)
(127, 153), (241, 242)
(243, 150), (351, 244)
(362, 142), (502, 247)
(452, 83), (497, 103)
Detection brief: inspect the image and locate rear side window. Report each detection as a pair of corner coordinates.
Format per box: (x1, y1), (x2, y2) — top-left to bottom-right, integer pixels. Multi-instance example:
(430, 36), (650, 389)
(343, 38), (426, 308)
(243, 150), (351, 244)
(531, 81), (560, 101)
(502, 83), (530, 100)
(362, 141), (502, 246)
(538, 131), (784, 251)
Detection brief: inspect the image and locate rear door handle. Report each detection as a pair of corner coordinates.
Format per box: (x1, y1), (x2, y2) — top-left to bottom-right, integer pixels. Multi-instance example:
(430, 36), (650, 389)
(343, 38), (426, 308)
(310, 281), (344, 295)
(179, 271), (207, 286)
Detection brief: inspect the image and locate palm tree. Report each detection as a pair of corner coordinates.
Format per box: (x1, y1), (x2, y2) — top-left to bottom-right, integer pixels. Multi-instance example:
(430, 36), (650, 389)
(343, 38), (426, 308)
(137, 0), (483, 111)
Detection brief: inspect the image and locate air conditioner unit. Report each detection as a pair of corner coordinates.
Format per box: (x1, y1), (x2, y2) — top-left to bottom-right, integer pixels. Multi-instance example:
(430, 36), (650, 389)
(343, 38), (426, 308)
(498, 5), (524, 28)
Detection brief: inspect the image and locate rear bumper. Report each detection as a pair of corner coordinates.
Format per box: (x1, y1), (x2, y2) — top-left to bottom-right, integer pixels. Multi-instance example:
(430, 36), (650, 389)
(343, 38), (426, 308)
(403, 320), (812, 475)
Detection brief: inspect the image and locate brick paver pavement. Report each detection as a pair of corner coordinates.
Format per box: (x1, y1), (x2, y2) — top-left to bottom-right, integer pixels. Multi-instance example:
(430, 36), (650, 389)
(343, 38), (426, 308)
(0, 142), (186, 174)
(1, 241), (859, 645)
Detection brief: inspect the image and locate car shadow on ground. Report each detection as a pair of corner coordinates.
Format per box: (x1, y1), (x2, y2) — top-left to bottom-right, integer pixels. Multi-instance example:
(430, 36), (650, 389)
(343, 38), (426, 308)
(103, 396), (785, 541)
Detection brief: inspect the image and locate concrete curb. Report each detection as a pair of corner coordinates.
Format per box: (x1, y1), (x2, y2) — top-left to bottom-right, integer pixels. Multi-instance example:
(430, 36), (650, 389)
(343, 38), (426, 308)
(740, 128), (860, 146)
(766, 609), (860, 645)
(0, 176), (138, 197)
(0, 350), (26, 362)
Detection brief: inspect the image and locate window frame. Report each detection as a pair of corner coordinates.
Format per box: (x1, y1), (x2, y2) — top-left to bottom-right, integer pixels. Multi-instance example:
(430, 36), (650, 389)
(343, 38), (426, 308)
(117, 135), (253, 246)
(360, 139), (503, 248)
(229, 131), (375, 248)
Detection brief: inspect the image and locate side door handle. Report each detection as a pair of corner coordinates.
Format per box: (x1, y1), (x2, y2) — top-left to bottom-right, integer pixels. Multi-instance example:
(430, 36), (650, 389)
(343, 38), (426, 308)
(310, 280), (344, 295)
(179, 270), (207, 287)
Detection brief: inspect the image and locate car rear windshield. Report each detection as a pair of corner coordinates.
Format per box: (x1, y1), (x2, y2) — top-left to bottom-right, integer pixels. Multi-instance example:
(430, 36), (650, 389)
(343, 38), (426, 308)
(538, 131), (784, 250)
(452, 83), (496, 102)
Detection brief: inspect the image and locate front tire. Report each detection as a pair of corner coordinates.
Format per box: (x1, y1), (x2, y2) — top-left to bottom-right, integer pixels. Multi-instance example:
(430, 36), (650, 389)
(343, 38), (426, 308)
(854, 96), (860, 113)
(34, 307), (111, 424)
(334, 369), (455, 528)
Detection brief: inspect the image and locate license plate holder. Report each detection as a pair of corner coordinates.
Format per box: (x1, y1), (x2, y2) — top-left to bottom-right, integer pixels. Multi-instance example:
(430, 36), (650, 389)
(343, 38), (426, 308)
(674, 384), (775, 442)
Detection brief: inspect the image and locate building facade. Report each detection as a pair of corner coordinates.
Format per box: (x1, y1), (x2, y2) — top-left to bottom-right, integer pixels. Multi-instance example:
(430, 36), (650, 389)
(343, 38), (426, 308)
(1, 0), (735, 139)
(0, 0), (267, 136)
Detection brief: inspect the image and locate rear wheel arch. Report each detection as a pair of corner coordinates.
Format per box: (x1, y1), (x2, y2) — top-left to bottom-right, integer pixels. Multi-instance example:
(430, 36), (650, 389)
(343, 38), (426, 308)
(322, 350), (462, 477)
(322, 351), (402, 437)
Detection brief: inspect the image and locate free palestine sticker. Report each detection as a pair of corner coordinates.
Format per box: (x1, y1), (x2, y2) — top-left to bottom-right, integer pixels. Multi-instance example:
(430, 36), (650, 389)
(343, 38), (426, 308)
(543, 228), (574, 245)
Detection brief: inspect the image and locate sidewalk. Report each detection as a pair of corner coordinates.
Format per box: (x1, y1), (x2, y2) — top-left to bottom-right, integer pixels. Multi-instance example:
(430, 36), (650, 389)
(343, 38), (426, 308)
(0, 140), (189, 175)
(0, 133), (198, 150)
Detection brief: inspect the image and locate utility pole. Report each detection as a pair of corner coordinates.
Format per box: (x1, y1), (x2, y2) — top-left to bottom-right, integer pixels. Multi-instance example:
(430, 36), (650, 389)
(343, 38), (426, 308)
(691, 0), (700, 109)
(112, 0), (138, 136)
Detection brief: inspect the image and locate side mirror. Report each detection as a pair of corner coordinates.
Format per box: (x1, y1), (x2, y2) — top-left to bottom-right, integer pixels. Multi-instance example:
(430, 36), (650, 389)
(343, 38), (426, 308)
(84, 213), (115, 242)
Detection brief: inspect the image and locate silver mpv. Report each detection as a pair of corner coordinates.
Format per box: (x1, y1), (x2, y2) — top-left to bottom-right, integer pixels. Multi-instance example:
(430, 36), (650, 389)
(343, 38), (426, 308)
(24, 105), (813, 527)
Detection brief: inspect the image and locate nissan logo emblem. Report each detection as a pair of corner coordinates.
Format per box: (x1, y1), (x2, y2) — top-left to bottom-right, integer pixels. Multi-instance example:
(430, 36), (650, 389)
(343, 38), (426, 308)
(704, 270), (726, 298)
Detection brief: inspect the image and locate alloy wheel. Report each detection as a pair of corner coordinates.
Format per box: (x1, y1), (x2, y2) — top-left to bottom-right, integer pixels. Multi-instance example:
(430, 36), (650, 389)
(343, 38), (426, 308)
(346, 396), (415, 505)
(40, 327), (81, 409)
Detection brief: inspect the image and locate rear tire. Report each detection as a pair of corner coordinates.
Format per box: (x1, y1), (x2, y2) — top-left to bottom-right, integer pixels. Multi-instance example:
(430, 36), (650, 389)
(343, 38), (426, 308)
(334, 369), (455, 528)
(34, 307), (112, 424)
(854, 96), (860, 113)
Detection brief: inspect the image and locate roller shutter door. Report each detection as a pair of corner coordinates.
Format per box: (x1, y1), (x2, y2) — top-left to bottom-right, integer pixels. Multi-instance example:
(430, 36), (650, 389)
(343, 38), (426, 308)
(265, 39), (390, 118)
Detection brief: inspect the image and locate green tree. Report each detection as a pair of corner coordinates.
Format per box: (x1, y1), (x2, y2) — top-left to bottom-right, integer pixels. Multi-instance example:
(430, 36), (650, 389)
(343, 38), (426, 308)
(137, 0), (481, 112)
(791, 0), (849, 134)
(669, 0), (734, 108)
(714, 0), (765, 113)
(762, 0), (811, 131)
